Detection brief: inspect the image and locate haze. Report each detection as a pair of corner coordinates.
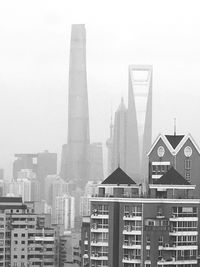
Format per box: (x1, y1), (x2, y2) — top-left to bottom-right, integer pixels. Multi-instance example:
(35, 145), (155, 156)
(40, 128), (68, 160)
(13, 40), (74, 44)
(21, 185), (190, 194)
(0, 0), (200, 178)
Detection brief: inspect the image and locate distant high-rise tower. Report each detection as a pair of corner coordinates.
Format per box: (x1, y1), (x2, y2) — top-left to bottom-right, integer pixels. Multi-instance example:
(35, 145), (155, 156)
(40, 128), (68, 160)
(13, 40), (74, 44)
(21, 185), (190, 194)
(126, 65), (152, 182)
(61, 25), (103, 185)
(107, 98), (128, 174)
(61, 24), (91, 185)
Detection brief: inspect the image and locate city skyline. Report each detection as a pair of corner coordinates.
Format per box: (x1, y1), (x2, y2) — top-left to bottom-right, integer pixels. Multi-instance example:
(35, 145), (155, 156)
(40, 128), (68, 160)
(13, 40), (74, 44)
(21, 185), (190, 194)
(0, 1), (200, 178)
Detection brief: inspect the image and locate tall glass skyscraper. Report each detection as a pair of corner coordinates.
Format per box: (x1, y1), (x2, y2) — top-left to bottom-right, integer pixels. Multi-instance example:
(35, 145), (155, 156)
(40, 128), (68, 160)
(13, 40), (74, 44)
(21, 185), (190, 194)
(107, 65), (152, 184)
(61, 24), (90, 185)
(61, 25), (103, 186)
(126, 65), (152, 182)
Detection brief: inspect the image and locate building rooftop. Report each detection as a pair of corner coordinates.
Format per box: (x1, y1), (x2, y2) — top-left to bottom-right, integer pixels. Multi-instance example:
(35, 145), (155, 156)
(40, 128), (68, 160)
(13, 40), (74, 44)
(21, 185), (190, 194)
(154, 167), (191, 185)
(0, 197), (23, 203)
(165, 135), (184, 149)
(102, 167), (136, 185)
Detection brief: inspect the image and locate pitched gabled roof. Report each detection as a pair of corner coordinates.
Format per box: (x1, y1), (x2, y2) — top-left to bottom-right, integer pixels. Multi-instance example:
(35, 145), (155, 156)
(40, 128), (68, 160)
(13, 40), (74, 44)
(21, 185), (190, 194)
(102, 167), (136, 185)
(155, 167), (191, 185)
(148, 133), (200, 156)
(165, 135), (184, 149)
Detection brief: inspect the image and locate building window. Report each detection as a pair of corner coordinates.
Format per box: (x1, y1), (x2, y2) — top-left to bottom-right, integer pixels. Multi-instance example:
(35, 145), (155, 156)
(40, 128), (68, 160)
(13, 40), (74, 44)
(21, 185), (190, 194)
(14, 234), (18, 237)
(14, 255), (17, 259)
(14, 241), (18, 245)
(146, 236), (150, 245)
(161, 165), (166, 173)
(185, 172), (191, 181)
(158, 236), (163, 246)
(21, 241), (25, 244)
(185, 159), (191, 170)
(152, 165), (156, 173)
(21, 234), (25, 237)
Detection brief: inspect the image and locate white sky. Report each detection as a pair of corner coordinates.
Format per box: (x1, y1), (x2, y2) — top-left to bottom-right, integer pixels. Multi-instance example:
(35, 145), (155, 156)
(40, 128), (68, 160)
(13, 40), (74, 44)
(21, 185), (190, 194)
(0, 0), (200, 178)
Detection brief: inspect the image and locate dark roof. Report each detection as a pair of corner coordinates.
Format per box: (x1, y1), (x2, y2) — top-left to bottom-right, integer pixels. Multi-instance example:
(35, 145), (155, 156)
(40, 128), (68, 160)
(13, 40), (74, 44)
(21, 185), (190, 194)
(102, 167), (136, 185)
(155, 167), (191, 185)
(0, 205), (27, 210)
(165, 135), (184, 149)
(0, 197), (23, 203)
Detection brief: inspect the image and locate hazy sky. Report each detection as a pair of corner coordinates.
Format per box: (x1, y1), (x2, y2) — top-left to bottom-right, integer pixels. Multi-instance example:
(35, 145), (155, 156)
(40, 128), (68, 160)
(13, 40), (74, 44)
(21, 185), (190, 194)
(0, 0), (200, 177)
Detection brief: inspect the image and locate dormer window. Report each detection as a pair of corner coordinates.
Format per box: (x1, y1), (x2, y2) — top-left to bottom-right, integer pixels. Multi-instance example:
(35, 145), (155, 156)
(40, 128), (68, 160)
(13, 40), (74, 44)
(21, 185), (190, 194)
(185, 159), (191, 170)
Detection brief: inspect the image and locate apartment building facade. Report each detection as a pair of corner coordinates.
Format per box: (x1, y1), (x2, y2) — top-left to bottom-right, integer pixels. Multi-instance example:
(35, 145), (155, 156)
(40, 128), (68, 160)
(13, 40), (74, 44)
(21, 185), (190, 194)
(82, 166), (200, 267)
(147, 133), (200, 196)
(0, 197), (57, 267)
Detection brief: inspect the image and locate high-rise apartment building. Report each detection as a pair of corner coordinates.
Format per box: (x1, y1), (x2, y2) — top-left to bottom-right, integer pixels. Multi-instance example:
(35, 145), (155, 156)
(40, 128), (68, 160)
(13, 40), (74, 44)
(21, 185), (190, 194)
(55, 194), (75, 231)
(0, 197), (57, 267)
(59, 232), (81, 267)
(6, 169), (40, 202)
(82, 166), (200, 267)
(80, 181), (100, 217)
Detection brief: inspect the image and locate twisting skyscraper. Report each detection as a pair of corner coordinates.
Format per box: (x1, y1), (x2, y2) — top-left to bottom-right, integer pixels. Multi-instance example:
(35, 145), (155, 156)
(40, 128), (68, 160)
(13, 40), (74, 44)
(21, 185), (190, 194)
(61, 25), (103, 186)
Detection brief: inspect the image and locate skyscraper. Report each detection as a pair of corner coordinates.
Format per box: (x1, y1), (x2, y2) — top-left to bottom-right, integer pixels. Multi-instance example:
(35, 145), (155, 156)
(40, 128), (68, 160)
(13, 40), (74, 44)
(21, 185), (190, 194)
(126, 65), (152, 182)
(61, 24), (103, 185)
(61, 24), (90, 185)
(107, 66), (152, 183)
(106, 98), (128, 174)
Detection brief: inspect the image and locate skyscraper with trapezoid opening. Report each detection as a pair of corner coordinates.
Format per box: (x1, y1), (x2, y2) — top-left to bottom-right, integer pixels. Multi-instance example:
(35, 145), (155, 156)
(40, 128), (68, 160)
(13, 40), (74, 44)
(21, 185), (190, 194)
(126, 65), (152, 183)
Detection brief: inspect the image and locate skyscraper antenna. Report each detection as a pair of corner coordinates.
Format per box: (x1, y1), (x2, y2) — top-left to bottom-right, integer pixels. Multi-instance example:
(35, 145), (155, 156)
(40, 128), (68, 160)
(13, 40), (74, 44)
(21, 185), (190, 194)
(174, 118), (176, 136)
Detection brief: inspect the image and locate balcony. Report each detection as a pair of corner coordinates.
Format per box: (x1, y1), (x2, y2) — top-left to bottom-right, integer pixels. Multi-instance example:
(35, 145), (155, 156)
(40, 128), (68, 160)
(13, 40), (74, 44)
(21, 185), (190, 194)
(122, 256), (141, 264)
(157, 256), (197, 265)
(171, 213), (197, 218)
(91, 241), (108, 247)
(91, 214), (109, 219)
(159, 244), (198, 250)
(169, 230), (198, 236)
(123, 229), (141, 235)
(91, 224), (108, 233)
(170, 215), (198, 221)
(123, 215), (142, 221)
(90, 253), (108, 261)
(123, 243), (141, 249)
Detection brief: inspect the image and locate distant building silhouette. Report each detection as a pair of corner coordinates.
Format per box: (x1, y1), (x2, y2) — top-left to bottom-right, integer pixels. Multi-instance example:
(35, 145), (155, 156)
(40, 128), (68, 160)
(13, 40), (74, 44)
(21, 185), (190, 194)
(13, 154), (37, 179)
(126, 65), (152, 182)
(12, 151), (57, 200)
(37, 150), (57, 199)
(107, 98), (128, 174)
(61, 24), (103, 186)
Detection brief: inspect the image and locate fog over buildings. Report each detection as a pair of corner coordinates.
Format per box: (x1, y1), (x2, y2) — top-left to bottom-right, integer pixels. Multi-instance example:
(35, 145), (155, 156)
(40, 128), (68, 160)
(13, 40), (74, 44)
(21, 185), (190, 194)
(0, 1), (200, 267)
(0, 1), (200, 177)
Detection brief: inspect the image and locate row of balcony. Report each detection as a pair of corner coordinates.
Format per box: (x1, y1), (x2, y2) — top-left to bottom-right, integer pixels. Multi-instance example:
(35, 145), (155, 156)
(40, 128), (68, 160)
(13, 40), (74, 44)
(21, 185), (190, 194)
(157, 256), (197, 265)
